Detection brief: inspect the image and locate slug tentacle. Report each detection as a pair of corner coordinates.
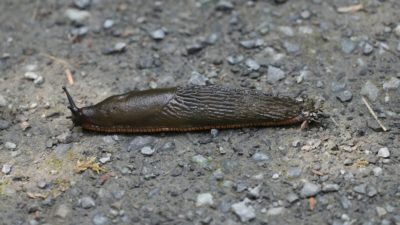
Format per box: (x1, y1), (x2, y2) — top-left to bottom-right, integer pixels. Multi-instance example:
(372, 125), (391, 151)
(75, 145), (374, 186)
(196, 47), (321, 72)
(63, 85), (322, 133)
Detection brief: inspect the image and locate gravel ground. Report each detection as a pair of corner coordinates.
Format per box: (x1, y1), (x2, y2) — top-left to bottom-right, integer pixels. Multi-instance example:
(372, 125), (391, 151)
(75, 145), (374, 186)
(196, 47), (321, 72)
(1, 0), (400, 224)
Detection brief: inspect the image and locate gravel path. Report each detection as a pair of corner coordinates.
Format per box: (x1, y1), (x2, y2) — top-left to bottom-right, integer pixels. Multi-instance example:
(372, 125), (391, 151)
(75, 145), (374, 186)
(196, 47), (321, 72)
(0, 0), (399, 224)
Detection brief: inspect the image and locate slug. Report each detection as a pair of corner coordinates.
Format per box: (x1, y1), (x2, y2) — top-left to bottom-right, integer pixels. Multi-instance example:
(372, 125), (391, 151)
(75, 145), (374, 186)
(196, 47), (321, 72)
(62, 85), (322, 133)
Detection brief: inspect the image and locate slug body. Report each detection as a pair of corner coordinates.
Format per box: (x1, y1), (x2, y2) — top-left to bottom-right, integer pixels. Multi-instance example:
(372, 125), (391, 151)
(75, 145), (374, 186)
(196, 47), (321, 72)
(63, 85), (321, 133)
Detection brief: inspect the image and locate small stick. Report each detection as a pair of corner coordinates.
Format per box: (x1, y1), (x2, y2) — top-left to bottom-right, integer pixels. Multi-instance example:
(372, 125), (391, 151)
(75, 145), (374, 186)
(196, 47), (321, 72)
(362, 97), (388, 132)
(330, 117), (339, 127)
(65, 69), (74, 85)
(337, 4), (363, 13)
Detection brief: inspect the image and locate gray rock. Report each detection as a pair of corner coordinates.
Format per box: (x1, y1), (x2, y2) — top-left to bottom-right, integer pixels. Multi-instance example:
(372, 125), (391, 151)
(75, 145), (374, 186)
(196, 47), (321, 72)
(376, 206), (387, 217)
(383, 77), (400, 91)
(235, 180), (248, 192)
(341, 38), (356, 54)
(92, 213), (108, 225)
(377, 147), (390, 158)
(102, 42), (127, 55)
(267, 207), (285, 216)
(286, 193), (299, 203)
(267, 66), (285, 83)
(343, 158), (353, 165)
(207, 32), (220, 44)
(322, 184), (340, 192)
(150, 29), (166, 40)
(24, 72), (44, 85)
(140, 146), (155, 156)
(226, 55), (244, 65)
(196, 193), (214, 207)
(240, 39), (264, 49)
(283, 41), (300, 53)
(55, 204), (70, 218)
(188, 71), (208, 85)
(71, 26), (89, 37)
(2, 164), (12, 175)
(81, 196), (96, 209)
(367, 186), (377, 197)
(372, 167), (383, 176)
(252, 152), (269, 162)
(231, 199), (256, 222)
(216, 0), (234, 11)
(160, 142), (175, 151)
(65, 8), (90, 24)
(103, 19), (114, 29)
(300, 10), (311, 19)
(192, 155), (208, 167)
(360, 81), (379, 101)
(248, 185), (261, 199)
(278, 26), (294, 36)
(394, 24), (400, 38)
(37, 180), (47, 189)
(336, 90), (353, 102)
(99, 154), (111, 164)
(353, 183), (367, 194)
(126, 136), (155, 152)
(356, 58), (368, 76)
(363, 42), (374, 55)
(245, 59), (260, 71)
(186, 42), (204, 54)
(0, 95), (7, 107)
(5, 142), (16, 150)
(300, 182), (321, 197)
(287, 166), (301, 178)
(73, 0), (91, 9)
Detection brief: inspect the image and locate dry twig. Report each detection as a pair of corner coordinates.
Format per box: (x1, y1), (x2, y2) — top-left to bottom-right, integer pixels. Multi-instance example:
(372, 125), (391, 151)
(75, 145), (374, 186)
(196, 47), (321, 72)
(362, 97), (388, 132)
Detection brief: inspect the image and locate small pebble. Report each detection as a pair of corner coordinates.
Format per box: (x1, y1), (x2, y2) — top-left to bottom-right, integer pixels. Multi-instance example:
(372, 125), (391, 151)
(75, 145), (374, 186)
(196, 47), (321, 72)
(55, 204), (70, 219)
(286, 193), (299, 203)
(0, 95), (7, 107)
(226, 55), (244, 65)
(245, 59), (260, 71)
(267, 207), (285, 216)
(231, 199), (256, 222)
(24, 72), (44, 85)
(37, 180), (47, 189)
(377, 147), (390, 158)
(322, 184), (340, 192)
(150, 29), (166, 40)
(188, 71), (208, 86)
(192, 155), (208, 167)
(216, 0), (234, 11)
(361, 81), (379, 101)
(0, 120), (10, 129)
(240, 39), (264, 49)
(336, 90), (353, 102)
(283, 41), (300, 53)
(186, 42), (204, 54)
(300, 10), (311, 19)
(382, 77), (400, 91)
(341, 38), (356, 54)
(300, 182), (321, 197)
(92, 213), (108, 225)
(248, 185), (261, 199)
(65, 8), (90, 24)
(252, 152), (269, 162)
(73, 0), (91, 9)
(81, 196), (96, 209)
(2, 164), (12, 175)
(196, 193), (214, 207)
(5, 142), (17, 150)
(287, 167), (301, 178)
(101, 42), (126, 55)
(353, 183), (367, 194)
(267, 66), (285, 83)
(376, 206), (387, 217)
(394, 24), (400, 38)
(141, 146), (155, 156)
(103, 19), (114, 29)
(363, 42), (374, 55)
(372, 167), (383, 176)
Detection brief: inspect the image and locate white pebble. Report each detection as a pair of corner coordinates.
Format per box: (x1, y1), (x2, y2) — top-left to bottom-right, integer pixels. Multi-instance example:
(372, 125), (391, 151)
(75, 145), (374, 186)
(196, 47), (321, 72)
(196, 193), (214, 207)
(5, 142), (17, 149)
(140, 146), (155, 156)
(2, 164), (12, 174)
(377, 147), (390, 158)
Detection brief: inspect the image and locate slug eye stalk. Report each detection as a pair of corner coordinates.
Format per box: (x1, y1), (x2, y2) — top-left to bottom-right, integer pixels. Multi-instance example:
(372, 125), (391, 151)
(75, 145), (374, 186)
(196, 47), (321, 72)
(62, 86), (83, 126)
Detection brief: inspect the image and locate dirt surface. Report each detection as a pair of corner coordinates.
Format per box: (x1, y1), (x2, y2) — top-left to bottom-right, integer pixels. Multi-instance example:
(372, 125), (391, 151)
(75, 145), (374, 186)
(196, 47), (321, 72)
(1, 0), (400, 224)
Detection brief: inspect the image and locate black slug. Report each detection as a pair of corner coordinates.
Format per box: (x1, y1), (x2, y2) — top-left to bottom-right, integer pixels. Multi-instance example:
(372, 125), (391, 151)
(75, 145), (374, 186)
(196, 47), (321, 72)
(62, 85), (321, 133)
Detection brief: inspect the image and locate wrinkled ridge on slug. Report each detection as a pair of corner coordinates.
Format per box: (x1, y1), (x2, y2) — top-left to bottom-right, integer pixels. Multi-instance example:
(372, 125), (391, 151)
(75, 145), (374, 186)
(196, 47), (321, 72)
(63, 85), (321, 133)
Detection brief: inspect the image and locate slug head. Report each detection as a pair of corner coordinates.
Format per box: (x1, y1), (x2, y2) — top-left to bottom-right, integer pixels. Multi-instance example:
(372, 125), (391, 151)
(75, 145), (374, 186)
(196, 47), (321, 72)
(301, 98), (324, 123)
(62, 86), (84, 126)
